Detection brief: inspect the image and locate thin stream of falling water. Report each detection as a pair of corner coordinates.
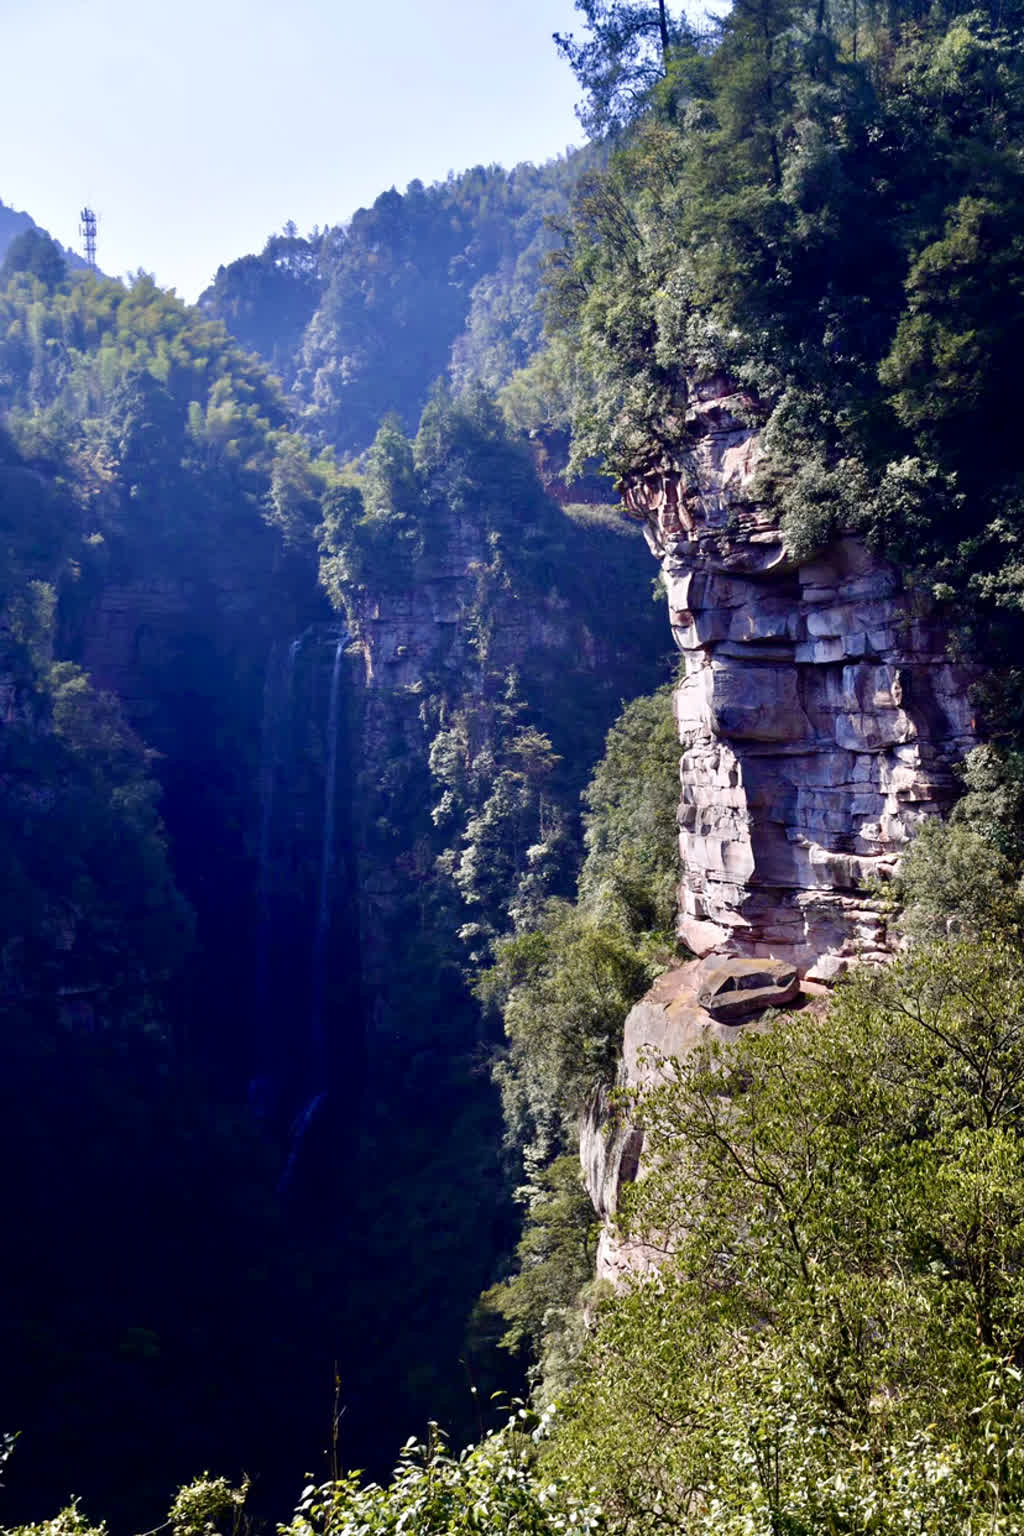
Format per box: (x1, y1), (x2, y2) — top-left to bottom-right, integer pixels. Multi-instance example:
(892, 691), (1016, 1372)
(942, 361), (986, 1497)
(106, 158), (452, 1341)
(279, 631), (346, 1194)
(311, 634), (346, 1078)
(252, 631), (306, 1117)
(257, 637), (282, 925)
(259, 628), (308, 922)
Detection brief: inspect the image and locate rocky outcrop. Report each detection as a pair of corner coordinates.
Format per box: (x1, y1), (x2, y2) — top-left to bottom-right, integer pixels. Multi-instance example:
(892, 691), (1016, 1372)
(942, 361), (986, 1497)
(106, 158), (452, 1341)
(526, 428), (619, 511)
(583, 381), (978, 1279)
(581, 954), (809, 1282)
(624, 379), (977, 980)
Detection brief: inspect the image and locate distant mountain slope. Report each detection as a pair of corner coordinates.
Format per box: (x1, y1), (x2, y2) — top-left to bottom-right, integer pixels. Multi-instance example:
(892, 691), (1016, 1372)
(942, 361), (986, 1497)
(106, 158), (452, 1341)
(201, 150), (599, 457)
(0, 199), (92, 272)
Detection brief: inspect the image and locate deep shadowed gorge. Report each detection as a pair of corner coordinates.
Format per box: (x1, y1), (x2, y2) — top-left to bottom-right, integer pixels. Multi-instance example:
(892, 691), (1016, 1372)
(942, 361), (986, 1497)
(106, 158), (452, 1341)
(0, 210), (663, 1529)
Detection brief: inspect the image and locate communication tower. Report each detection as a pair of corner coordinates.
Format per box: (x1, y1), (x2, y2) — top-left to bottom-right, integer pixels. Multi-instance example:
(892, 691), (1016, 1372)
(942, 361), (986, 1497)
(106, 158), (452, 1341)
(79, 207), (97, 268)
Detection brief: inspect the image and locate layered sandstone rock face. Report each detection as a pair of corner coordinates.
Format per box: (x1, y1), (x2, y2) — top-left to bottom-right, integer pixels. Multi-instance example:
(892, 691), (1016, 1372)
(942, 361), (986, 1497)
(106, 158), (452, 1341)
(583, 383), (978, 1279)
(624, 379), (977, 980)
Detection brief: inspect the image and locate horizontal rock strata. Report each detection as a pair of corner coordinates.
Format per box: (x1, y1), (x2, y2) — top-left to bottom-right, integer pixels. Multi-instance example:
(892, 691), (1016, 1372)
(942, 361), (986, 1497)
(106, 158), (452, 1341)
(584, 382), (978, 1281)
(624, 382), (977, 979)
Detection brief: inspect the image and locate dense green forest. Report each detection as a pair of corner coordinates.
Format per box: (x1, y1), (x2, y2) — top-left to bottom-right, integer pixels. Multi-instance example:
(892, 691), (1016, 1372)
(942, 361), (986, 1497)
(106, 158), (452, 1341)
(8, 0), (1024, 1527)
(543, 0), (1024, 722)
(200, 154), (598, 455)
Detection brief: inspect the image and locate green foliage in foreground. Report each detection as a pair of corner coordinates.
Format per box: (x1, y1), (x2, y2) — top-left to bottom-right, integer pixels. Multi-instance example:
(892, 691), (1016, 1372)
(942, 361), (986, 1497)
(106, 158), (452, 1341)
(1, 1420), (601, 1536)
(2, 1510), (107, 1536)
(545, 935), (1024, 1533)
(168, 1475), (248, 1536)
(284, 1415), (602, 1536)
(15, 931), (1024, 1534)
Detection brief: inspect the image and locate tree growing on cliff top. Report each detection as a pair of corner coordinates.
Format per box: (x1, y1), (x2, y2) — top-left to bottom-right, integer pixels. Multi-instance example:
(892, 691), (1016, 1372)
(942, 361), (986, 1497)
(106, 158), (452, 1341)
(555, 0), (692, 136)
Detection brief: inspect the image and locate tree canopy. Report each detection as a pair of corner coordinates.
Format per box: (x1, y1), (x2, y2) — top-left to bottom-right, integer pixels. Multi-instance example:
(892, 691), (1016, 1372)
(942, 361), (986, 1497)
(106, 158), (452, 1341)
(546, 937), (1024, 1533)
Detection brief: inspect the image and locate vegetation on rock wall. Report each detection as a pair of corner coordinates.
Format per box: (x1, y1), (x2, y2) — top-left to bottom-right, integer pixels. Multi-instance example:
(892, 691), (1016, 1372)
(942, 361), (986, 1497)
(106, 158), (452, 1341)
(314, 381), (669, 1449)
(475, 686), (681, 1389)
(319, 384), (668, 973)
(543, 0), (1024, 728)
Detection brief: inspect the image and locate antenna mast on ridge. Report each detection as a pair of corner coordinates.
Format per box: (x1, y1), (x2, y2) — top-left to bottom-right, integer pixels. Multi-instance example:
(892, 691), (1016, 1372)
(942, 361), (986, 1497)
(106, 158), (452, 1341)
(79, 207), (97, 268)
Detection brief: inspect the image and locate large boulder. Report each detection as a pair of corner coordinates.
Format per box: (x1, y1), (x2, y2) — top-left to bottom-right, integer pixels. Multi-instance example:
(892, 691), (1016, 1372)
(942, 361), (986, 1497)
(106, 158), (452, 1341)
(696, 956), (799, 1021)
(581, 956), (811, 1282)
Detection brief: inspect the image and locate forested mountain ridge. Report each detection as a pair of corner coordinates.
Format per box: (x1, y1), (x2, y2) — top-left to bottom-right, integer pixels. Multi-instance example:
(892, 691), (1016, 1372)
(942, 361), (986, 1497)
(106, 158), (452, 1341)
(0, 201), (91, 275)
(200, 153), (597, 455)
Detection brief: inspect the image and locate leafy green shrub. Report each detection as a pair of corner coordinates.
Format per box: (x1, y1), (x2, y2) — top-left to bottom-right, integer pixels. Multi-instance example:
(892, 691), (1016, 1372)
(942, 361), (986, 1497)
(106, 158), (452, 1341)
(478, 1156), (600, 1400)
(483, 907), (657, 1169)
(577, 686), (680, 936)
(547, 936), (1024, 1533)
(896, 745), (1024, 941)
(282, 1414), (603, 1536)
(1, 1507), (106, 1536)
(168, 1475), (248, 1536)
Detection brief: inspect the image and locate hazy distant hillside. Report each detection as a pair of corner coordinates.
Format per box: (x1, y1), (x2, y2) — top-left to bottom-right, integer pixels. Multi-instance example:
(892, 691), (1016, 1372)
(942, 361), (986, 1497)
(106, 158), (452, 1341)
(201, 151), (598, 456)
(0, 199), (92, 272)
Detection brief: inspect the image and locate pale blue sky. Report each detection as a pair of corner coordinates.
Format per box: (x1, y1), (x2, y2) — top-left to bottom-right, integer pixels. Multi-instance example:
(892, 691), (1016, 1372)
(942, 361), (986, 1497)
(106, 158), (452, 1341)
(5, 0), (590, 300)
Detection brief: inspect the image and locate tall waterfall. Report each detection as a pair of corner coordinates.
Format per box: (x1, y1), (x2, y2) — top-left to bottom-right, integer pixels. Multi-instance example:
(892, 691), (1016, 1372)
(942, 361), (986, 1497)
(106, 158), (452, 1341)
(257, 620), (350, 1185)
(256, 626), (330, 1132)
(311, 634), (346, 1080)
(253, 635), (300, 1115)
(258, 634), (302, 926)
(257, 637), (282, 921)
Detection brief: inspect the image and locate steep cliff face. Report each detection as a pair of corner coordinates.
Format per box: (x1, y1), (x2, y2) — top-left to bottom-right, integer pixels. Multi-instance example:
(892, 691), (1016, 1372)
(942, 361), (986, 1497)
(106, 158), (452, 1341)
(341, 501), (651, 1056)
(584, 381), (979, 1279)
(625, 379), (977, 980)
(315, 484), (666, 1460)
